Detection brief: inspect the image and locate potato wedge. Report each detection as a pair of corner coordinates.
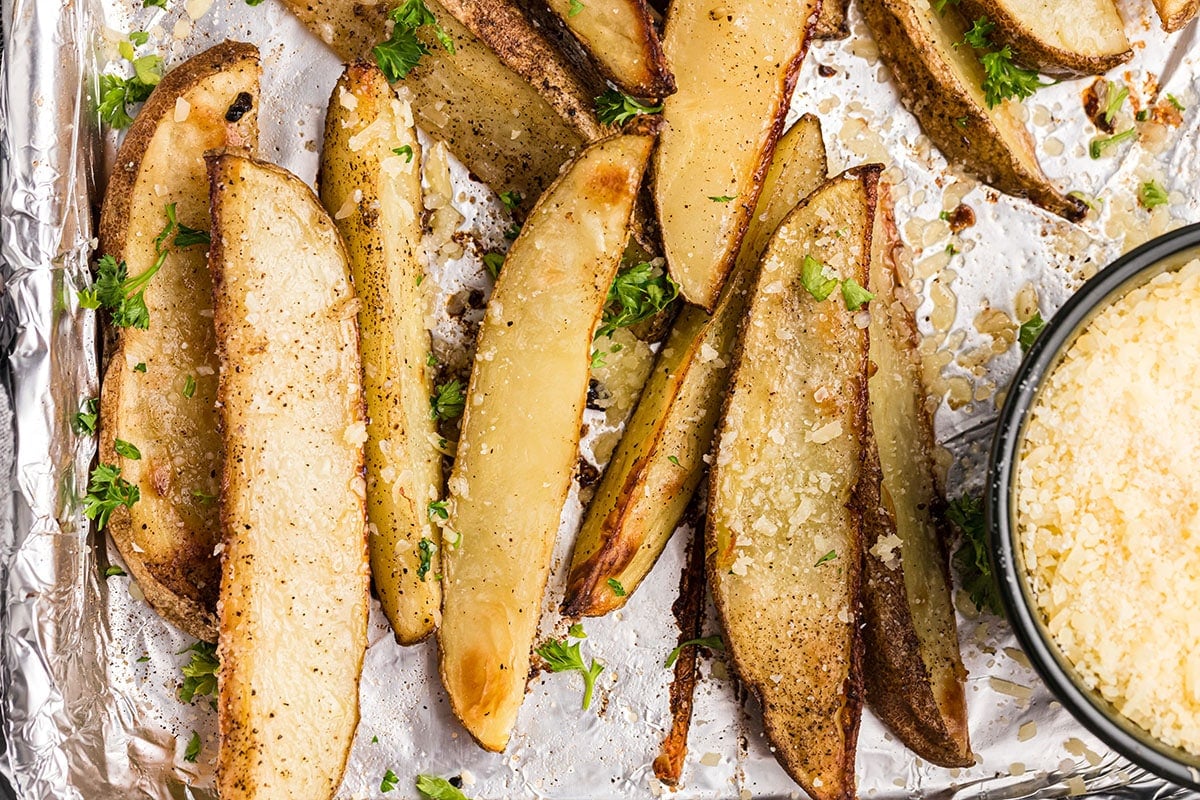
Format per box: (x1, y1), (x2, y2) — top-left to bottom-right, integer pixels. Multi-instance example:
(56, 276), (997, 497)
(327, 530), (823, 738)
(563, 115), (828, 618)
(1153, 0), (1200, 31)
(281, 0), (585, 205)
(858, 188), (971, 767)
(708, 166), (881, 800)
(319, 62), (442, 645)
(860, 0), (1086, 221)
(209, 152), (369, 799)
(541, 0), (675, 97)
(97, 41), (259, 643)
(653, 0), (820, 310)
(953, 0), (1130, 76)
(439, 131), (655, 752)
(813, 0), (849, 39)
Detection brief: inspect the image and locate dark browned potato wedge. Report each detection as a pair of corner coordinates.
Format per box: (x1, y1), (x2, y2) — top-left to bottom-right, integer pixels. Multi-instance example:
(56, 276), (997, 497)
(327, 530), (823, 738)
(653, 0), (820, 310)
(1153, 0), (1200, 30)
(97, 41), (259, 643)
(953, 0), (1131, 76)
(563, 115), (828, 618)
(858, 187), (971, 767)
(708, 166), (881, 800)
(280, 0), (586, 205)
(541, 0), (675, 96)
(209, 151), (369, 800)
(813, 0), (849, 39)
(860, 0), (1086, 222)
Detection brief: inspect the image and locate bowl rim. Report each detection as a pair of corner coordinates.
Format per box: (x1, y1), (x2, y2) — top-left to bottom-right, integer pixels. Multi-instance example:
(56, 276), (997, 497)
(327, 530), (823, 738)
(988, 222), (1200, 792)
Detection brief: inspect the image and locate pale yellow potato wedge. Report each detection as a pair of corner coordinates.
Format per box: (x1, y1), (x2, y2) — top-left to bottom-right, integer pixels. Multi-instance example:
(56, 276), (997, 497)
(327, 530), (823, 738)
(709, 167), (882, 800)
(1153, 0), (1200, 31)
(858, 188), (971, 767)
(563, 116), (828, 617)
(439, 131), (655, 752)
(319, 62), (442, 645)
(209, 152), (369, 800)
(543, 0), (675, 96)
(653, 0), (819, 310)
(280, 0), (585, 205)
(813, 0), (849, 38)
(860, 0), (1086, 221)
(954, 0), (1130, 76)
(97, 41), (259, 643)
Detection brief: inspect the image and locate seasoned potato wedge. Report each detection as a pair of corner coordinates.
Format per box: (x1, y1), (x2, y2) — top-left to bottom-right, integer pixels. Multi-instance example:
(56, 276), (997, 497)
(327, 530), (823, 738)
(653, 0), (820, 310)
(954, 0), (1130, 76)
(319, 62), (442, 645)
(1153, 0), (1200, 31)
(858, 188), (971, 767)
(813, 0), (849, 39)
(860, 0), (1086, 221)
(709, 167), (882, 800)
(542, 0), (675, 97)
(439, 131), (655, 752)
(97, 41), (259, 643)
(564, 116), (828, 617)
(209, 152), (369, 800)
(281, 0), (585, 205)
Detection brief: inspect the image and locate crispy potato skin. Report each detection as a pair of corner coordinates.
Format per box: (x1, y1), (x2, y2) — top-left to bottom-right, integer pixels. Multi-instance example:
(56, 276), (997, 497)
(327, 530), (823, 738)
(438, 132), (655, 752)
(954, 0), (1131, 76)
(563, 116), (828, 618)
(813, 0), (849, 39)
(97, 41), (259, 643)
(708, 167), (882, 800)
(860, 0), (1086, 222)
(1153, 0), (1200, 30)
(541, 0), (675, 96)
(209, 151), (369, 800)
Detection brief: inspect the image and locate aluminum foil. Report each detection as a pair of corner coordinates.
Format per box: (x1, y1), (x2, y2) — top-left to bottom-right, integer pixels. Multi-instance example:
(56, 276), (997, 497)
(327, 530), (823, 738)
(3, 0), (1200, 796)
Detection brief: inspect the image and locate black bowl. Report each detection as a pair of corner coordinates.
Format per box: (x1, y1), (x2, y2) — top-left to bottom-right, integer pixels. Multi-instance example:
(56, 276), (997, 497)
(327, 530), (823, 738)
(988, 223), (1200, 792)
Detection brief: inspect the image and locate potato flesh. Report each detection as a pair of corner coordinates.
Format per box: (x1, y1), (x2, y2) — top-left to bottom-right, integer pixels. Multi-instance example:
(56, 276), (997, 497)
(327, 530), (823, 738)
(654, 0), (819, 310)
(565, 117), (828, 617)
(983, 0), (1127, 56)
(544, 0), (674, 96)
(439, 133), (654, 752)
(709, 169), (877, 800)
(210, 153), (369, 800)
(98, 46), (259, 642)
(320, 64), (442, 645)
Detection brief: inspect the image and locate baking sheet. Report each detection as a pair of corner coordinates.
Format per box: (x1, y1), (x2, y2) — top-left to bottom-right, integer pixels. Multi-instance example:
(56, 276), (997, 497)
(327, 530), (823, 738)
(3, 0), (1200, 796)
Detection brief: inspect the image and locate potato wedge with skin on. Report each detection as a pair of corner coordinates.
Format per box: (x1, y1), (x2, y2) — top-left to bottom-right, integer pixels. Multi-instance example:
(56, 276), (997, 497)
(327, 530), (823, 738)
(858, 187), (971, 767)
(541, 0), (675, 97)
(813, 0), (850, 39)
(860, 0), (1086, 222)
(709, 167), (881, 800)
(653, 0), (820, 310)
(209, 152), (369, 800)
(439, 131), (655, 752)
(97, 41), (260, 643)
(1152, 0), (1200, 31)
(953, 0), (1130, 76)
(319, 62), (442, 645)
(564, 115), (828, 618)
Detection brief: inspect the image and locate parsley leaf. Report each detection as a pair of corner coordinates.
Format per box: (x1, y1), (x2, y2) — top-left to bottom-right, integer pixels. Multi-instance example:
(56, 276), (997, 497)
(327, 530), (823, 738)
(1103, 81), (1128, 125)
(841, 278), (874, 311)
(503, 223), (522, 240)
(183, 731), (201, 763)
(178, 640), (218, 703)
(114, 439), (142, 460)
(416, 775), (469, 800)
(607, 577), (626, 596)
(948, 494), (1003, 616)
(104, 565), (127, 578)
(960, 17), (1049, 108)
(143, 0), (167, 7)
(594, 89), (662, 126)
(97, 35), (163, 128)
(393, 145), (414, 162)
(417, 538), (435, 581)
(134, 362), (147, 373)
(664, 634), (724, 668)
(568, 622), (586, 638)
(72, 397), (100, 435)
(1018, 312), (1045, 352)
(596, 261), (679, 339)
(373, 0), (454, 82)
(499, 190), (523, 211)
(590, 349), (608, 370)
(708, 195), (735, 203)
(1168, 93), (1185, 112)
(427, 500), (449, 520)
(800, 255), (839, 302)
(381, 769), (400, 793)
(568, 0), (584, 15)
(83, 463), (140, 530)
(1089, 126), (1136, 159)
(182, 375), (196, 399)
(482, 252), (505, 279)
(431, 379), (466, 420)
(535, 637), (605, 710)
(815, 550), (838, 566)
(1139, 180), (1169, 210)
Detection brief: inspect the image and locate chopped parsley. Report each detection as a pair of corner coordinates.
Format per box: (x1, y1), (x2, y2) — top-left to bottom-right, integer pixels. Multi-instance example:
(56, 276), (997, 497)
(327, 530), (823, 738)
(373, 0), (454, 82)
(113, 439), (142, 460)
(143, 0), (167, 7)
(933, 0), (959, 11)
(97, 33), (164, 128)
(595, 89), (662, 126)
(393, 145), (414, 162)
(535, 637), (605, 710)
(498, 190), (523, 211)
(667, 455), (682, 467)
(1168, 93), (1186, 112)
(1103, 81), (1128, 125)
(417, 538), (435, 581)
(840, 278), (874, 311)
(799, 255), (840, 302)
(72, 398), (100, 436)
(568, 622), (587, 638)
(664, 634), (724, 668)
(83, 463), (140, 530)
(948, 494), (1003, 616)
(381, 769), (400, 793)
(192, 489), (217, 504)
(1089, 127), (1136, 159)
(427, 500), (449, 521)
(1068, 190), (1101, 211)
(183, 731), (201, 763)
(596, 261), (679, 339)
(1018, 311), (1045, 352)
(482, 252), (505, 279)
(416, 775), (470, 800)
(104, 565), (127, 578)
(430, 379), (466, 420)
(133, 362), (147, 373)
(567, 0), (584, 15)
(1139, 180), (1169, 210)
(590, 349), (607, 370)
(178, 640), (218, 703)
(182, 374), (196, 399)
(503, 223), (522, 240)
(815, 550), (838, 566)
(607, 577), (626, 596)
(426, 352), (439, 366)
(960, 17), (1049, 108)
(708, 195), (735, 203)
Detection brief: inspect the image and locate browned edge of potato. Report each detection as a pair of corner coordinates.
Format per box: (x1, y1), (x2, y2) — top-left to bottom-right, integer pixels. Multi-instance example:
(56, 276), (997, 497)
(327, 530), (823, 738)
(953, 0), (1131, 76)
(813, 0), (850, 39)
(1153, 0), (1200, 31)
(438, 129), (656, 753)
(653, 0), (821, 310)
(857, 184), (971, 767)
(563, 115), (828, 618)
(98, 41), (260, 643)
(708, 166), (882, 800)
(209, 150), (369, 800)
(318, 61), (443, 645)
(860, 0), (1086, 222)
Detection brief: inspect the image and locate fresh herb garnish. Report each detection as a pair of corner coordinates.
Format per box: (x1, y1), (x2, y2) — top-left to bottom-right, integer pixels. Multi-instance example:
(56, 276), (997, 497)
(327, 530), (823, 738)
(800, 255), (840, 302)
(1168, 93), (1185, 112)
(607, 577), (626, 596)
(72, 398), (100, 435)
(708, 195), (735, 203)
(192, 489), (217, 504)
(1068, 190), (1101, 211)
(393, 145), (414, 162)
(1139, 180), (1169, 210)
(373, 0), (454, 82)
(960, 17), (1050, 108)
(1103, 81), (1129, 125)
(1089, 127), (1136, 159)
(933, 0), (959, 11)
(183, 731), (201, 763)
(104, 565), (127, 578)
(430, 380), (466, 420)
(427, 500), (449, 520)
(499, 191), (523, 211)
(482, 252), (505, 279)
(182, 374), (196, 399)
(417, 538), (435, 581)
(83, 464), (140, 530)
(416, 775), (470, 800)
(595, 89), (663, 126)
(596, 261), (679, 339)
(590, 349), (607, 370)
(841, 278), (874, 311)
(133, 362), (147, 373)
(667, 455), (682, 467)
(664, 634), (724, 668)
(114, 439), (142, 460)
(503, 223), (522, 240)
(948, 494), (1003, 616)
(815, 550), (838, 567)
(1018, 311), (1045, 352)
(535, 637), (605, 710)
(567, 0), (584, 15)
(178, 641), (218, 703)
(381, 769), (400, 793)
(97, 34), (164, 128)
(143, 0), (167, 7)
(568, 622), (586, 638)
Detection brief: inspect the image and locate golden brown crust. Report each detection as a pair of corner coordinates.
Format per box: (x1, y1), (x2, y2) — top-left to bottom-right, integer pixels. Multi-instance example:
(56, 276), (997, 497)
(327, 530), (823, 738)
(1153, 0), (1200, 30)
(812, 0), (849, 39)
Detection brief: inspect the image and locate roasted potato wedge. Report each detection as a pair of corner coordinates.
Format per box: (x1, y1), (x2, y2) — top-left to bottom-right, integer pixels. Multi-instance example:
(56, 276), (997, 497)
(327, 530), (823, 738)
(858, 188), (971, 767)
(653, 0), (820, 310)
(564, 116), (828, 617)
(813, 0), (849, 39)
(1153, 0), (1200, 31)
(209, 152), (369, 799)
(709, 167), (882, 800)
(319, 62), (442, 645)
(97, 41), (259, 643)
(860, 0), (1086, 221)
(541, 0), (675, 97)
(439, 131), (655, 752)
(281, 0), (585, 205)
(953, 0), (1130, 76)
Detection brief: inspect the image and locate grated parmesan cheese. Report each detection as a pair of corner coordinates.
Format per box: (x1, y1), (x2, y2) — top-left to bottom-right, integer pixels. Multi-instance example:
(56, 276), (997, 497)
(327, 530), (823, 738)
(1016, 260), (1200, 756)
